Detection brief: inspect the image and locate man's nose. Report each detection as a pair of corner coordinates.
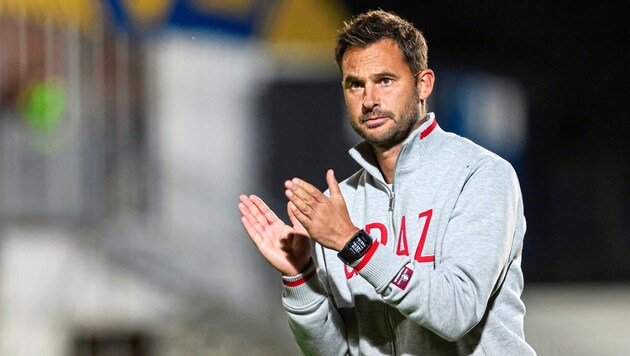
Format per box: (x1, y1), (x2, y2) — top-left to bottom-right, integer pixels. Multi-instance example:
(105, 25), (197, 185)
(362, 85), (379, 112)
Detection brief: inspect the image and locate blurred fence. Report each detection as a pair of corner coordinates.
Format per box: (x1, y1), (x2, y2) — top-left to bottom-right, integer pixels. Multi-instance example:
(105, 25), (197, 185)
(0, 13), (146, 224)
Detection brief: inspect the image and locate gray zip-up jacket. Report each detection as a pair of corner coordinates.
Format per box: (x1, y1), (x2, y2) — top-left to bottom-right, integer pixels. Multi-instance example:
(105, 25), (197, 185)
(281, 114), (536, 355)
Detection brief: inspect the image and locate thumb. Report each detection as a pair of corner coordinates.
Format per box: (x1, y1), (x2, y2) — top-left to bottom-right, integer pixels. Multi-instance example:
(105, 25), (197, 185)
(326, 169), (342, 198)
(326, 169), (352, 221)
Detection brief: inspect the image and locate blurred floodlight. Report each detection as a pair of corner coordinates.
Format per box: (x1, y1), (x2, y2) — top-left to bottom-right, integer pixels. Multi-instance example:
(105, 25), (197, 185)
(459, 73), (528, 161)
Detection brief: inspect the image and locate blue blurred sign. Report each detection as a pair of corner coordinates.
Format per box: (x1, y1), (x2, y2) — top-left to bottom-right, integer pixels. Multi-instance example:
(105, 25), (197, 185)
(103, 0), (267, 36)
(433, 69), (529, 171)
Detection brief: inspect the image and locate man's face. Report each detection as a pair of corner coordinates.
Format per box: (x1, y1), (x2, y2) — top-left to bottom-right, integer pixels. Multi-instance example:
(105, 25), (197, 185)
(341, 39), (421, 149)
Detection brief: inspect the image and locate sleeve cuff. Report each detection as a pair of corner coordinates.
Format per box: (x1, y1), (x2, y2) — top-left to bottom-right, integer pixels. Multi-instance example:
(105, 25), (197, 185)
(282, 259), (327, 311)
(282, 263), (318, 287)
(353, 242), (409, 294)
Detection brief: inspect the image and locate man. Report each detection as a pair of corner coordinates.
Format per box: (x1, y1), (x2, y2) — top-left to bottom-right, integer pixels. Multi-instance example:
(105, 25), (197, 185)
(238, 10), (535, 356)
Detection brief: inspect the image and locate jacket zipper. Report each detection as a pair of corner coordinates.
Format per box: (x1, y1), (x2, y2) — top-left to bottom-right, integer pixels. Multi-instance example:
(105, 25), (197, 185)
(382, 184), (398, 355)
(376, 180), (397, 245)
(388, 189), (396, 246)
(381, 141), (410, 356)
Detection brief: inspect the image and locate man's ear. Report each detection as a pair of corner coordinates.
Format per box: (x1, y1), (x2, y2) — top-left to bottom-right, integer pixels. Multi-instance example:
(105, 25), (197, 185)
(417, 69), (435, 101)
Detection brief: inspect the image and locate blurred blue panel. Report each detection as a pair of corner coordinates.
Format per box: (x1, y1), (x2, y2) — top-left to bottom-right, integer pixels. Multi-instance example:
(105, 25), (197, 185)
(168, 0), (256, 36)
(433, 68), (529, 171)
(104, 0), (131, 31)
(103, 0), (260, 36)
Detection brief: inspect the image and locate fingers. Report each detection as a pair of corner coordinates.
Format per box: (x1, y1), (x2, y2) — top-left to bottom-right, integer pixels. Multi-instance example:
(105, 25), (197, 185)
(238, 201), (266, 245)
(248, 194), (279, 224)
(288, 200), (312, 230)
(285, 177), (325, 217)
(287, 201), (301, 227)
(239, 194), (279, 244)
(285, 189), (311, 216)
(285, 178), (325, 203)
(239, 195), (269, 228)
(288, 201), (309, 236)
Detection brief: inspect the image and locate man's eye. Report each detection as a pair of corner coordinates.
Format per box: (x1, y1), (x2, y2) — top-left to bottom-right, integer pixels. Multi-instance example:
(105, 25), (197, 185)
(349, 82), (362, 89)
(380, 78), (393, 85)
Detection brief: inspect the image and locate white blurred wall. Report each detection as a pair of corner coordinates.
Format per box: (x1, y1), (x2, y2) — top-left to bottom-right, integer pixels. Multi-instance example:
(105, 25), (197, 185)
(145, 30), (274, 310)
(0, 226), (179, 356)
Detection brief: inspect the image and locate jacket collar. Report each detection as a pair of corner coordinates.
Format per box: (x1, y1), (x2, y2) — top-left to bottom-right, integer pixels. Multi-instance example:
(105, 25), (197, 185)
(348, 113), (445, 184)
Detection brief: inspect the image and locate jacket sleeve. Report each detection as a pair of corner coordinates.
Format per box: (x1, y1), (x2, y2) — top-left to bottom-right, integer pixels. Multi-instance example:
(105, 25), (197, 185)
(282, 258), (349, 355)
(353, 157), (523, 341)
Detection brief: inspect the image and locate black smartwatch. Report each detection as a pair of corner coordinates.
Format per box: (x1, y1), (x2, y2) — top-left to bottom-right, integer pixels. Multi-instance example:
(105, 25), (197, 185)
(337, 229), (373, 265)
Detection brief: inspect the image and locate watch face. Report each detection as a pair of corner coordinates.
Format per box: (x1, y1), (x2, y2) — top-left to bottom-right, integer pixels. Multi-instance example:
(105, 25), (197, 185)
(338, 230), (372, 265)
(349, 237), (369, 255)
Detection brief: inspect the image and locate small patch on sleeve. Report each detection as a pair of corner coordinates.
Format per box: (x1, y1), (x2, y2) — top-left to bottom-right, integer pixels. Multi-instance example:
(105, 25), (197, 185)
(392, 266), (413, 290)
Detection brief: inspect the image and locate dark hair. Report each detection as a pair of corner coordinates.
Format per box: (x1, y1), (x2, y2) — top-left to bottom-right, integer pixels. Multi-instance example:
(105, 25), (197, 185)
(335, 10), (428, 77)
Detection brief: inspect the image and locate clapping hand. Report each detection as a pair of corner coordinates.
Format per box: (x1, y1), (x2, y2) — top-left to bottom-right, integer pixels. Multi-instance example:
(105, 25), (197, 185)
(238, 194), (311, 276)
(284, 169), (359, 252)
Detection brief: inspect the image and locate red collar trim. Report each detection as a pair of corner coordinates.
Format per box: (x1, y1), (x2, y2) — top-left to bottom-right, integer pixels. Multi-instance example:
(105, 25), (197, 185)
(419, 119), (437, 140)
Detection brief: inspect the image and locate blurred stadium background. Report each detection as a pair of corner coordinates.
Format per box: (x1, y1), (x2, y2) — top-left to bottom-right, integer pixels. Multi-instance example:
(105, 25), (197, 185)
(0, 0), (628, 355)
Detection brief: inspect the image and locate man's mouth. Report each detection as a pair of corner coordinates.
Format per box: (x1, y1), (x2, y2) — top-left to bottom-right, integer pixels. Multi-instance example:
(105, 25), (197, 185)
(362, 116), (388, 128)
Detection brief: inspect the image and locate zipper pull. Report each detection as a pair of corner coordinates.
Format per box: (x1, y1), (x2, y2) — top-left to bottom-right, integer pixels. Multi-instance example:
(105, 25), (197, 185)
(389, 191), (395, 212)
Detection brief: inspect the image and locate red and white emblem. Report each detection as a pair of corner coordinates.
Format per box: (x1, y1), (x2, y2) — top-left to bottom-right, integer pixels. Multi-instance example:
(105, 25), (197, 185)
(392, 266), (413, 290)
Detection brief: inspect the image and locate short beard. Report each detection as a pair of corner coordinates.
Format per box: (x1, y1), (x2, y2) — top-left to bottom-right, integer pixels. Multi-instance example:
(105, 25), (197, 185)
(349, 86), (422, 150)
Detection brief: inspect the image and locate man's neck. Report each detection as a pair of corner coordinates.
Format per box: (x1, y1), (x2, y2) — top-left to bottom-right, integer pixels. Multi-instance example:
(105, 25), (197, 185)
(372, 113), (428, 184)
(373, 145), (401, 184)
